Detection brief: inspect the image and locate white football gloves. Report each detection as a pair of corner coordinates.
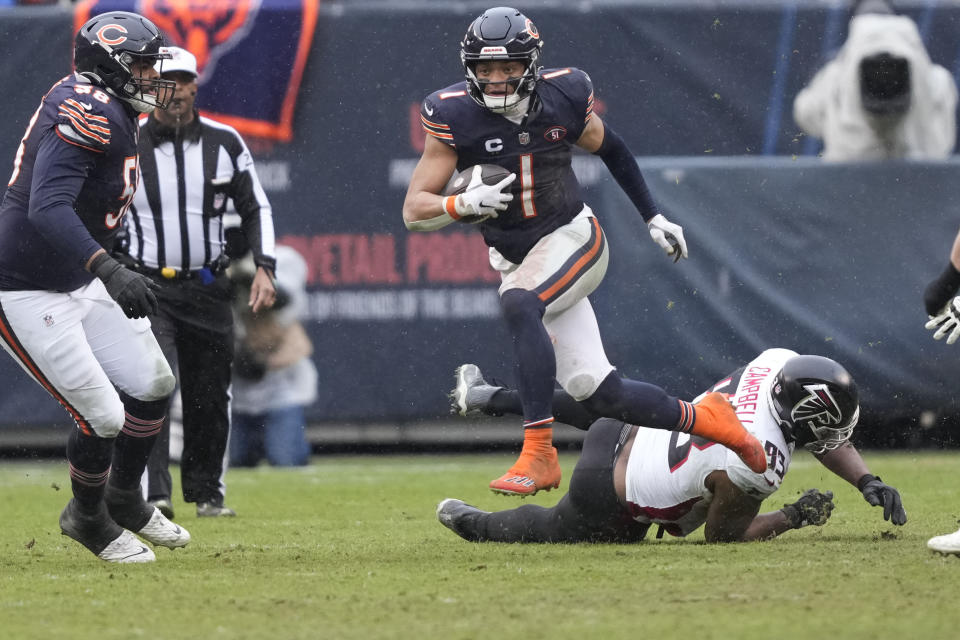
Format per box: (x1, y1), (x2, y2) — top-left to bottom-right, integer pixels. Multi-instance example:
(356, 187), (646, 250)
(925, 296), (960, 344)
(454, 165), (515, 219)
(647, 213), (688, 262)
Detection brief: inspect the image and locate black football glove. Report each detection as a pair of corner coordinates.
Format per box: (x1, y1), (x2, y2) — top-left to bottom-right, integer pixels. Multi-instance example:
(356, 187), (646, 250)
(781, 489), (835, 529)
(857, 474), (907, 526)
(89, 252), (159, 319)
(924, 261), (960, 316)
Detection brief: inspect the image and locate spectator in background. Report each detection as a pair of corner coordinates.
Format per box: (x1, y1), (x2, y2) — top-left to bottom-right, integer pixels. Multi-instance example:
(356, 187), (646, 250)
(794, 0), (957, 161)
(229, 244), (316, 468)
(119, 46), (277, 519)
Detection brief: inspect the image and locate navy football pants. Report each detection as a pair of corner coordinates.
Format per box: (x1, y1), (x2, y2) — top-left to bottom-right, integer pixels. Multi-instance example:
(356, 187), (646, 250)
(466, 418), (650, 543)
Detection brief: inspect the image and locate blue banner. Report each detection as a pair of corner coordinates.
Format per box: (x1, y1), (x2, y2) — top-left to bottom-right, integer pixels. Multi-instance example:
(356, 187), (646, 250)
(2, 3), (960, 448)
(74, 0), (318, 141)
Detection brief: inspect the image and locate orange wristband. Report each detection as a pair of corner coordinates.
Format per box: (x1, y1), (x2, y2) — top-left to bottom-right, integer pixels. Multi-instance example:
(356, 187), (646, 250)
(443, 195), (461, 220)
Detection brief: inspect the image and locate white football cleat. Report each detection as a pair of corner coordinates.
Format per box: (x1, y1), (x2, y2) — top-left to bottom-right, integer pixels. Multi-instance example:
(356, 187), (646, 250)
(135, 507), (191, 548)
(927, 528), (960, 554)
(449, 364), (504, 417)
(98, 530), (156, 563)
(105, 485), (191, 549)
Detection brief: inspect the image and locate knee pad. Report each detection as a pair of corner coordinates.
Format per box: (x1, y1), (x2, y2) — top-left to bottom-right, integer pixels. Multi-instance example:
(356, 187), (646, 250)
(119, 348), (176, 402)
(500, 288), (545, 328)
(86, 396), (126, 438)
(129, 366), (176, 402)
(148, 367), (177, 401)
(564, 372), (606, 402)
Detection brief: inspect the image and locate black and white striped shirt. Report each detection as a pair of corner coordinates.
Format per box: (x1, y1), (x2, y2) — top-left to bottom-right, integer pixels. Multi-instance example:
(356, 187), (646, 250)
(126, 113), (276, 274)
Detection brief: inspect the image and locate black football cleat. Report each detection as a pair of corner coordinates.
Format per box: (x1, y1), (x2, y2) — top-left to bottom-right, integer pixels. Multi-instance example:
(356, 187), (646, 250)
(60, 499), (155, 563)
(436, 498), (488, 542)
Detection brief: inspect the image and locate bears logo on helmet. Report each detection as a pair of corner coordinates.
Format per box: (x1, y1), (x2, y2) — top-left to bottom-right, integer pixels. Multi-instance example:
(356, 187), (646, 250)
(95, 24), (129, 46)
(74, 11), (175, 113)
(460, 7), (544, 113)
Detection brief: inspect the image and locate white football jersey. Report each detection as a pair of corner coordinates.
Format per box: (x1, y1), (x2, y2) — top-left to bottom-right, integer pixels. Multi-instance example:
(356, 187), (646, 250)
(623, 348), (797, 537)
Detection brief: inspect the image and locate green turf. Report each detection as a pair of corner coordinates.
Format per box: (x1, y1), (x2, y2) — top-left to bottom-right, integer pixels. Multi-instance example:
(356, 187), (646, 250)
(1, 450), (960, 639)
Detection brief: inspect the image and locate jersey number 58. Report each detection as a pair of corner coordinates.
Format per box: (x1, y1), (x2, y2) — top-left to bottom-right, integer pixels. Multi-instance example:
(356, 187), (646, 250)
(105, 156), (137, 229)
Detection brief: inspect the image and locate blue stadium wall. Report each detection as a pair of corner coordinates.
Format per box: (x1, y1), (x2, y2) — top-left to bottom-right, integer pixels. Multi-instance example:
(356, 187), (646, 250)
(1, 1), (959, 447)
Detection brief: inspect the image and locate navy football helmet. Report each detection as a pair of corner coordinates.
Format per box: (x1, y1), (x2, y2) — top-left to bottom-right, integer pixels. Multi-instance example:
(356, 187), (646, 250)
(74, 11), (175, 113)
(770, 355), (860, 454)
(460, 7), (543, 113)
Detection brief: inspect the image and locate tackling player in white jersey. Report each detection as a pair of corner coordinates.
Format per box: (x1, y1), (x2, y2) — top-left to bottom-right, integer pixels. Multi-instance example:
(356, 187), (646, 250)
(438, 349), (906, 543)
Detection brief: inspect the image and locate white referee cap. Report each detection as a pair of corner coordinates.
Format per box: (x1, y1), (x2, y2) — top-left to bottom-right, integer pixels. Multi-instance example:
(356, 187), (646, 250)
(157, 46), (198, 78)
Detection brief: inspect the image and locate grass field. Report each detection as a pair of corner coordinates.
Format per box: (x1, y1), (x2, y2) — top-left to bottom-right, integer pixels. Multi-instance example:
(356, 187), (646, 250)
(2, 450), (960, 640)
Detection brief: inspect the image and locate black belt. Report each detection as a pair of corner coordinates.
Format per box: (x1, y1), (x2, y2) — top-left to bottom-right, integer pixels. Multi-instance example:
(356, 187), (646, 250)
(134, 263), (225, 282)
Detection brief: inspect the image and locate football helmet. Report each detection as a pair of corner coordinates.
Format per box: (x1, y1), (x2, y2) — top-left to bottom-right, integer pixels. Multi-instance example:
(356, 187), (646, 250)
(770, 355), (860, 454)
(460, 7), (543, 113)
(74, 11), (175, 113)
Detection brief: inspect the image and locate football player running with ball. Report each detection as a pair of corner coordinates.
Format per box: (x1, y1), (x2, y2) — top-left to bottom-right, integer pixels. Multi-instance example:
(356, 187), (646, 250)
(0, 12), (189, 562)
(403, 7), (765, 496)
(438, 349), (907, 543)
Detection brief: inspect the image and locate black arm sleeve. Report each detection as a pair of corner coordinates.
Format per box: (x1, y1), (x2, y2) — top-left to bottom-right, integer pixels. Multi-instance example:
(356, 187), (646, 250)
(924, 261), (960, 316)
(592, 121), (659, 222)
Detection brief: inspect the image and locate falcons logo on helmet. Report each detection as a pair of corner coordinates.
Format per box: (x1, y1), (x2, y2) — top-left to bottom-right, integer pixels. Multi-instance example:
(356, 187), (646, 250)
(790, 383), (843, 426)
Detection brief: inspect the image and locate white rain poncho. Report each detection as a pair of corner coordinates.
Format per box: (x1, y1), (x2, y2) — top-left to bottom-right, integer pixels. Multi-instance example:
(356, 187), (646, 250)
(794, 12), (957, 161)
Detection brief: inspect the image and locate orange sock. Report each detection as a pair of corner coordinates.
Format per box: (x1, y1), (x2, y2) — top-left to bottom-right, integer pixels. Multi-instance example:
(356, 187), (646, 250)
(492, 424), (562, 495)
(521, 424), (554, 452)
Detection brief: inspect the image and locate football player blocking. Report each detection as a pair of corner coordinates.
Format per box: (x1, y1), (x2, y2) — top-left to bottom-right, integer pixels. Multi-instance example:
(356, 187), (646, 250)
(440, 350), (907, 544)
(0, 12), (190, 562)
(402, 7), (764, 495)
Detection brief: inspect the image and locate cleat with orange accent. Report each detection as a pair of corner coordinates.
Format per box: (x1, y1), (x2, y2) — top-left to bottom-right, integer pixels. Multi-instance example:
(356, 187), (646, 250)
(489, 446), (561, 496)
(691, 392), (768, 473)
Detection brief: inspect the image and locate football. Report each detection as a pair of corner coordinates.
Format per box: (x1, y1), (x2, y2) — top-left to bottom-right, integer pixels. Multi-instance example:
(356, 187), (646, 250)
(443, 164), (512, 223)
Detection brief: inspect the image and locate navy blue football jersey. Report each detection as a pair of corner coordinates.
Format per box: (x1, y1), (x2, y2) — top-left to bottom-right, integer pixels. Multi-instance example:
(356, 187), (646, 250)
(421, 68), (595, 264)
(0, 74), (139, 291)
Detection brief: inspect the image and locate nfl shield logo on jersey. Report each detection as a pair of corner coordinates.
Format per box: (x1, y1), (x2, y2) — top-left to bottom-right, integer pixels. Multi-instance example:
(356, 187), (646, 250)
(518, 132), (530, 145)
(43, 314), (54, 327)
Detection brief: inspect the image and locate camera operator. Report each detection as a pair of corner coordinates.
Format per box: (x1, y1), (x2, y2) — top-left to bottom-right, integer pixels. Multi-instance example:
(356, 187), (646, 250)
(794, 0), (957, 161)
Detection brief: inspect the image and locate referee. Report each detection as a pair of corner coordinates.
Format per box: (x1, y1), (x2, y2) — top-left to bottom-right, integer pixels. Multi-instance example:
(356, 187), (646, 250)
(121, 46), (277, 518)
